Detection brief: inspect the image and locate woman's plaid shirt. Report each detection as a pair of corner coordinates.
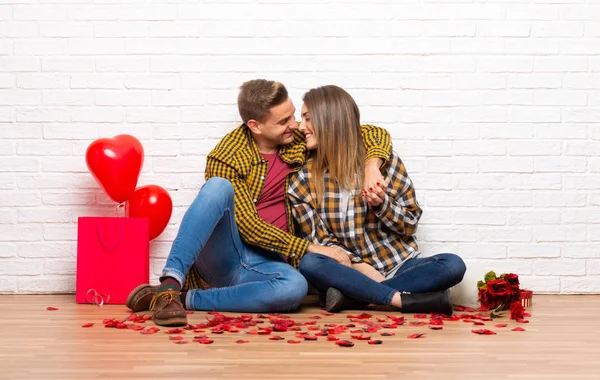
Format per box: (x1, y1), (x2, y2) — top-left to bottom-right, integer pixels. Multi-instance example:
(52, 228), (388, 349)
(288, 150), (423, 276)
(181, 124), (391, 290)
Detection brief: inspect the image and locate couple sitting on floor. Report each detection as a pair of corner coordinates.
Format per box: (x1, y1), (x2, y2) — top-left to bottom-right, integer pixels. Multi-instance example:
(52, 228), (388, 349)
(126, 79), (466, 326)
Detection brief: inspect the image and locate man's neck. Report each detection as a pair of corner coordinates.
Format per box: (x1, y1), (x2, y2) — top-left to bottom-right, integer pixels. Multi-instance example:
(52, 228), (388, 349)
(253, 137), (278, 155)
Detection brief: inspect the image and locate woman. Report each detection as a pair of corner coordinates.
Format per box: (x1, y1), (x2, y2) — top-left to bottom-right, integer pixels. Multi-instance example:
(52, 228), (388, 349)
(289, 85), (466, 314)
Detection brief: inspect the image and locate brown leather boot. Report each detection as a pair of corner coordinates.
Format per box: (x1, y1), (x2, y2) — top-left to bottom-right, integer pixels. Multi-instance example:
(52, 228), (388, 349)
(149, 289), (188, 326)
(126, 284), (159, 312)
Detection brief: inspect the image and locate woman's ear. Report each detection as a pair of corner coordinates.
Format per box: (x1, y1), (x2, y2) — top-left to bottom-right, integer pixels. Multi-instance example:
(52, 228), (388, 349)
(246, 119), (261, 135)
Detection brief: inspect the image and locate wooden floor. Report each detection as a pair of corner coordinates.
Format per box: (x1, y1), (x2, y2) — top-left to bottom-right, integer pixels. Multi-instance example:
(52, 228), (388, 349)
(0, 294), (599, 380)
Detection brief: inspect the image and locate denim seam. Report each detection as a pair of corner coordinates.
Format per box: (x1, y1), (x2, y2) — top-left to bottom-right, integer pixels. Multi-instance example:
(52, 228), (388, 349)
(392, 257), (439, 278)
(238, 261), (283, 286)
(222, 208), (246, 262)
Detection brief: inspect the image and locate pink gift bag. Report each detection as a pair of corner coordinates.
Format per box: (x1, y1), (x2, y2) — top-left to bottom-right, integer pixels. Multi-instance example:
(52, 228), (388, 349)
(76, 217), (150, 305)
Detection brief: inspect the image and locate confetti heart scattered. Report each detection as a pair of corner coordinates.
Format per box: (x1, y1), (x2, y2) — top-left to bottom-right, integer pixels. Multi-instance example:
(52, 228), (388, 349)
(472, 329), (497, 335)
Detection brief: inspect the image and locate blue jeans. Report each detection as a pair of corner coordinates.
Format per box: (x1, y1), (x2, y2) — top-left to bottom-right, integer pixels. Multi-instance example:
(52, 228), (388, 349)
(299, 252), (466, 306)
(161, 177), (308, 313)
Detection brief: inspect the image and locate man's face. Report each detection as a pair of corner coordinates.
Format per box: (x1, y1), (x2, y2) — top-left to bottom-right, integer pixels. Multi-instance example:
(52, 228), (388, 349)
(257, 97), (297, 147)
(299, 103), (317, 150)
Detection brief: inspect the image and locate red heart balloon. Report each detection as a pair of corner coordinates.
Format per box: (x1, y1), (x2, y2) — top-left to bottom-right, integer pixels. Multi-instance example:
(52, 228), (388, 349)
(85, 135), (144, 203)
(125, 185), (173, 241)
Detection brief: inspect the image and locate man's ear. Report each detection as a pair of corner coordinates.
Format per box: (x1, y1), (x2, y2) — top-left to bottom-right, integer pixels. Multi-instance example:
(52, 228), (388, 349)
(246, 119), (261, 135)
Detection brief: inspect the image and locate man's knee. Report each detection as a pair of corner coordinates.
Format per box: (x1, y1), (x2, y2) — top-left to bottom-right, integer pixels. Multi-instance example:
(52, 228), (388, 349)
(269, 271), (308, 311)
(202, 177), (234, 196)
(199, 177), (234, 207)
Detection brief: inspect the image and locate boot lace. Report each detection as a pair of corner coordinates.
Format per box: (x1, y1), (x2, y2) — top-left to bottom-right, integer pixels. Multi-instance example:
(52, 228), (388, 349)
(149, 289), (181, 311)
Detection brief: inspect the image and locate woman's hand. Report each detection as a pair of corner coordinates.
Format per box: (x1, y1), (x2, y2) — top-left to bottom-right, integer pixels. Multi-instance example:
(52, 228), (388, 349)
(362, 182), (387, 208)
(308, 244), (352, 267)
(363, 158), (387, 208)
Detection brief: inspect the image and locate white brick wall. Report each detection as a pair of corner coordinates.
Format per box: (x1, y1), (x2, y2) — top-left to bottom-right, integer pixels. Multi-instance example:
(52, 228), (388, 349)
(1, 1), (599, 294)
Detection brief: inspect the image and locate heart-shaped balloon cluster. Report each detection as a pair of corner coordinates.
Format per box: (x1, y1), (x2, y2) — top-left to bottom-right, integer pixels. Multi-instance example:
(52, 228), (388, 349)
(85, 135), (172, 240)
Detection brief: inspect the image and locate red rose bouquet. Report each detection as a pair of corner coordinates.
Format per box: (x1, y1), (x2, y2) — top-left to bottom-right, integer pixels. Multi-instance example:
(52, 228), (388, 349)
(477, 271), (521, 313)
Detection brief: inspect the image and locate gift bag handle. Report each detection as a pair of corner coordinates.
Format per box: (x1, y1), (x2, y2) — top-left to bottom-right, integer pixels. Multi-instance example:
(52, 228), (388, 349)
(96, 220), (126, 251)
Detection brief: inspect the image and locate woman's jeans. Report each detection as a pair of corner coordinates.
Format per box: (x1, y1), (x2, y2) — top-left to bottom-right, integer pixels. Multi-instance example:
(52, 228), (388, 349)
(161, 177), (308, 312)
(299, 252), (466, 306)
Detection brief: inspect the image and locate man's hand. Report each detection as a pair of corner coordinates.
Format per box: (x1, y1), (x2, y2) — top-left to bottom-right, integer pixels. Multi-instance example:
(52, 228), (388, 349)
(363, 158), (385, 195)
(308, 244), (352, 267)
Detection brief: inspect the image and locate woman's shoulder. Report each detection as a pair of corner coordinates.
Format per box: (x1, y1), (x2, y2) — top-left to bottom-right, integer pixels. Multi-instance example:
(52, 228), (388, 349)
(296, 160), (313, 183)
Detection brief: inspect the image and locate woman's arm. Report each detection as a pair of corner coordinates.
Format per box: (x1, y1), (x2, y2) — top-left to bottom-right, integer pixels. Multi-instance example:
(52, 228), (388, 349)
(288, 167), (359, 267)
(352, 262), (386, 283)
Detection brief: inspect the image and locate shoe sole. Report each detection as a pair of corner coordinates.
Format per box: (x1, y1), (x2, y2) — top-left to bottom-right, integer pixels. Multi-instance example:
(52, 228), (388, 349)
(325, 288), (345, 313)
(154, 316), (188, 327)
(125, 284), (156, 312)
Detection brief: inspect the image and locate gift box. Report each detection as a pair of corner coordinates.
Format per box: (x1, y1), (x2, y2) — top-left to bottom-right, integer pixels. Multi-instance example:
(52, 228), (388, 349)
(520, 289), (533, 308)
(76, 216), (150, 305)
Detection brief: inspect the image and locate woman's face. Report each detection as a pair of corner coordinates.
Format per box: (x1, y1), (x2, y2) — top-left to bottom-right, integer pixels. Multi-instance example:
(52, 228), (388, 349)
(299, 103), (318, 150)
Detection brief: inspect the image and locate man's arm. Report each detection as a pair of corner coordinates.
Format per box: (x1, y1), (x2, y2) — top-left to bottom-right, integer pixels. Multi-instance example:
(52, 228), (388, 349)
(360, 125), (392, 194)
(361, 124), (392, 164)
(205, 155), (310, 259)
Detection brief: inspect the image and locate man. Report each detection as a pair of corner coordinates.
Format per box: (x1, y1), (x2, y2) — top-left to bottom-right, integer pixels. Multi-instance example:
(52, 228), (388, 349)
(126, 79), (392, 326)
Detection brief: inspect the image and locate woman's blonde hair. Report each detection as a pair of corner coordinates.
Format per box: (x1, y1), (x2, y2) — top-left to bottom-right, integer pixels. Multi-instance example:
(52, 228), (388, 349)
(302, 85), (366, 202)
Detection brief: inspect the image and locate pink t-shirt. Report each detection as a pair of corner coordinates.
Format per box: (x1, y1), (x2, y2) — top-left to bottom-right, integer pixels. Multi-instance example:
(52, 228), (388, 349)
(257, 151), (292, 232)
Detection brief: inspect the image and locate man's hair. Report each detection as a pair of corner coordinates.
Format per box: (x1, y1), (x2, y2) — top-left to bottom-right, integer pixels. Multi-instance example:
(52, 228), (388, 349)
(302, 85), (366, 203)
(237, 79), (289, 124)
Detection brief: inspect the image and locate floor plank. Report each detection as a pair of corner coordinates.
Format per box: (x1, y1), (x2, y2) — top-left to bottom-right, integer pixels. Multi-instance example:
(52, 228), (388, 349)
(0, 294), (599, 380)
